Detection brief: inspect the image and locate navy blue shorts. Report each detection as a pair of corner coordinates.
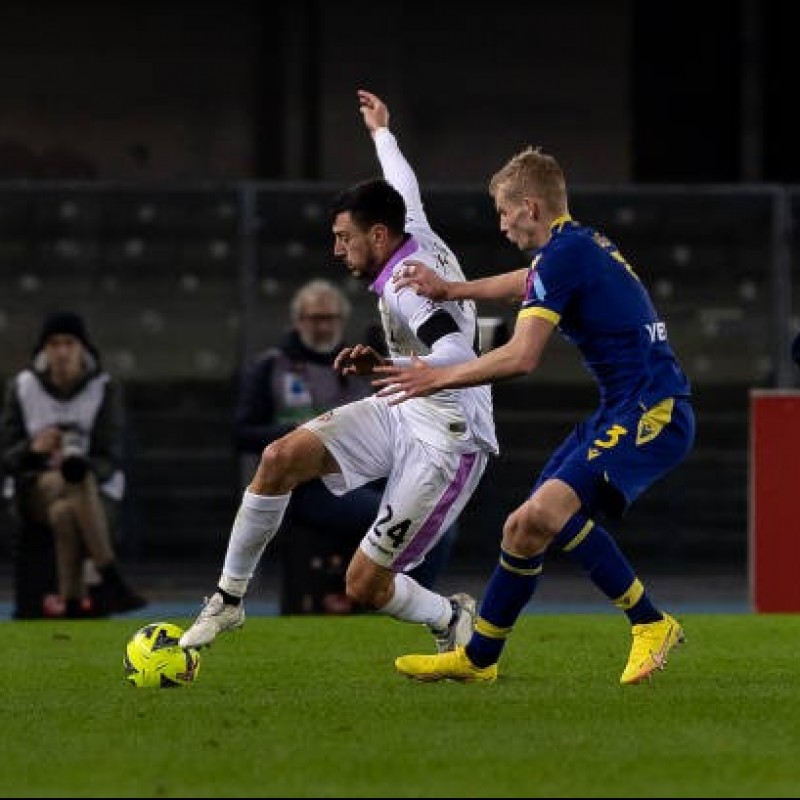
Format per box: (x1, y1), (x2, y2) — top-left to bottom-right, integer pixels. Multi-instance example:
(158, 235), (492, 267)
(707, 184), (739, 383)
(532, 397), (695, 518)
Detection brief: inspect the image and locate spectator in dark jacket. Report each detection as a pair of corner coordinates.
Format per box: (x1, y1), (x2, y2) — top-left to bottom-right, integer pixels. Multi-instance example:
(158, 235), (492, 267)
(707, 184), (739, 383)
(0, 311), (147, 618)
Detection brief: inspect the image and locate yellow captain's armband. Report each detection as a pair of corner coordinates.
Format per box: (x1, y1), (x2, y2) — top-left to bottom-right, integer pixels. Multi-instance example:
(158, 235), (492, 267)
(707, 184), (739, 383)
(519, 306), (560, 325)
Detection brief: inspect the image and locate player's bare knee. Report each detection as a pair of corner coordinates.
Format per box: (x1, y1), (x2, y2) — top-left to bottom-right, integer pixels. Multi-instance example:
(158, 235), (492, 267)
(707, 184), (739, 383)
(502, 500), (555, 555)
(255, 438), (307, 494)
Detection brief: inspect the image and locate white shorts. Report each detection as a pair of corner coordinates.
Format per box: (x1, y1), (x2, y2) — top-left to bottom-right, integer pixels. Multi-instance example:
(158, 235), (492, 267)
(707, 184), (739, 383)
(302, 395), (488, 572)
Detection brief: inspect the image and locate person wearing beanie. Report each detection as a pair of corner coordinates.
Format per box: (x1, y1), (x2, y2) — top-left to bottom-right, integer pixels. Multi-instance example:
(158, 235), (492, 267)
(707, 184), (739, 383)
(0, 310), (147, 618)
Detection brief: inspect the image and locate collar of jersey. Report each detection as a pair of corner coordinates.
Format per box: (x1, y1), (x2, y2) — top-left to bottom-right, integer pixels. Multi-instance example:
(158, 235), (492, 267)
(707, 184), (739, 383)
(550, 214), (575, 234)
(370, 236), (419, 295)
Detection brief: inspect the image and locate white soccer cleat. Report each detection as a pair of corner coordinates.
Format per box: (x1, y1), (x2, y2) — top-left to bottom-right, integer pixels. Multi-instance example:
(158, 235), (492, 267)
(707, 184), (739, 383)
(179, 592), (245, 649)
(431, 592), (476, 653)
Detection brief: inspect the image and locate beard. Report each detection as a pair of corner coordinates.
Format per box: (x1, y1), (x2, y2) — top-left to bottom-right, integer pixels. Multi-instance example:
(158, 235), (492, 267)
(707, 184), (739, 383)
(299, 330), (341, 355)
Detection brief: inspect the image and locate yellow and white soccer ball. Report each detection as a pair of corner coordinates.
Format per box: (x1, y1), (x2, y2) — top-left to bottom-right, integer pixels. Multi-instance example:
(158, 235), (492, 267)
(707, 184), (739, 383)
(124, 622), (201, 688)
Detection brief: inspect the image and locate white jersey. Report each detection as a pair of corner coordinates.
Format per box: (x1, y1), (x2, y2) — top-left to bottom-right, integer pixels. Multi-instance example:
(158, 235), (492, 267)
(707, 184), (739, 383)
(370, 128), (498, 456)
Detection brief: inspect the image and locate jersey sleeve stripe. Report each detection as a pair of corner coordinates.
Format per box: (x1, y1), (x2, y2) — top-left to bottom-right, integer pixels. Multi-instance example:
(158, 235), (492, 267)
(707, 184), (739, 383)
(519, 307), (560, 325)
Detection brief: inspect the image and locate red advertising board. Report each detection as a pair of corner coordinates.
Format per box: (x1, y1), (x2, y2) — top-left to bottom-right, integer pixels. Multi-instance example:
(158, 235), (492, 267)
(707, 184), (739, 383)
(750, 390), (800, 612)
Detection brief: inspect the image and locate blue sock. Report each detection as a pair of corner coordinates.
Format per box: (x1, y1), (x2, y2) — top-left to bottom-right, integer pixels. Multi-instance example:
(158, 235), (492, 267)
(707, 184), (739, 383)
(552, 511), (661, 625)
(466, 548), (545, 668)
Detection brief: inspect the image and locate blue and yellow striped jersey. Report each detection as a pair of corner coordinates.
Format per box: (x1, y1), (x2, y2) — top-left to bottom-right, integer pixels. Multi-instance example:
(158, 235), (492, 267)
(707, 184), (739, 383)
(519, 215), (691, 409)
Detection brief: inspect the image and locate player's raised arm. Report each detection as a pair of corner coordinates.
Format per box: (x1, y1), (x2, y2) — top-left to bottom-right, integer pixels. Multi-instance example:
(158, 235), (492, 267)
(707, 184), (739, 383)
(358, 88), (389, 135)
(358, 88), (428, 229)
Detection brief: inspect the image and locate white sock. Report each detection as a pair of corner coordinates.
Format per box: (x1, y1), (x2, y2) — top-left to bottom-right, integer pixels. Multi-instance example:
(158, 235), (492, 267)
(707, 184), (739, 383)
(378, 572), (452, 629)
(219, 489), (291, 597)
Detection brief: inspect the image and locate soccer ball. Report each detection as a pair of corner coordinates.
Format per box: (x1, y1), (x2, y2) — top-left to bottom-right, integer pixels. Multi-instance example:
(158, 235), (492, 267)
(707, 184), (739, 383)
(124, 622), (201, 688)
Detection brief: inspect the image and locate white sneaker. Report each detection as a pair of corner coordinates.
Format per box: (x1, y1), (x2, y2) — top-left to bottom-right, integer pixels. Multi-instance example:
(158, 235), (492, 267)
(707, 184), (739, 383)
(179, 592), (245, 648)
(431, 593), (476, 653)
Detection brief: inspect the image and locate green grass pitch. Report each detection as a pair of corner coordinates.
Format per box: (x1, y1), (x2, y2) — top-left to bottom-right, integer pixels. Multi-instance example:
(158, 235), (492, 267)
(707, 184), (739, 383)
(2, 613), (800, 798)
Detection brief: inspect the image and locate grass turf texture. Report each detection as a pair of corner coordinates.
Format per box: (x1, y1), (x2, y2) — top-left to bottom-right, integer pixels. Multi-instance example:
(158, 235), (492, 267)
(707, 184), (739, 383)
(1, 613), (800, 798)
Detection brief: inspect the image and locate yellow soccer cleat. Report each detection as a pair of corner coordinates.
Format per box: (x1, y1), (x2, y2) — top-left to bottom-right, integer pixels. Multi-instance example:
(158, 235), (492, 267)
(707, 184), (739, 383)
(395, 645), (498, 683)
(620, 612), (685, 685)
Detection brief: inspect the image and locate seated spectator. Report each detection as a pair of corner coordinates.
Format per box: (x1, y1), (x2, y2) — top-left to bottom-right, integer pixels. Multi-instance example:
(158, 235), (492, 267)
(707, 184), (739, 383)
(0, 311), (147, 618)
(234, 279), (458, 611)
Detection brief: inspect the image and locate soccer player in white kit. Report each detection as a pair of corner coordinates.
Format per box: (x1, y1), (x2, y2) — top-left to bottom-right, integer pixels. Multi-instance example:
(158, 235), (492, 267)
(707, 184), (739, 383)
(180, 90), (498, 655)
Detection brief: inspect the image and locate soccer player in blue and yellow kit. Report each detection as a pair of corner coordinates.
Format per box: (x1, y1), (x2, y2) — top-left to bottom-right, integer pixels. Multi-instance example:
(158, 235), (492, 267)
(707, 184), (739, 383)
(374, 145), (695, 685)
